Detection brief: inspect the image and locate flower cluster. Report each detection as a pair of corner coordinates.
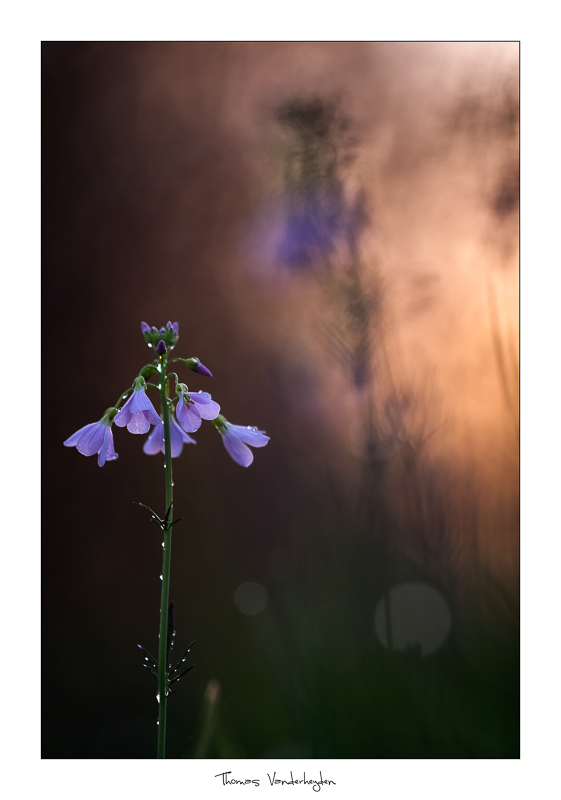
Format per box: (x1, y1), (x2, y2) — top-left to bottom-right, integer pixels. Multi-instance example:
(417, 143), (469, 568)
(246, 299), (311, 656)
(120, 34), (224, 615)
(64, 321), (270, 468)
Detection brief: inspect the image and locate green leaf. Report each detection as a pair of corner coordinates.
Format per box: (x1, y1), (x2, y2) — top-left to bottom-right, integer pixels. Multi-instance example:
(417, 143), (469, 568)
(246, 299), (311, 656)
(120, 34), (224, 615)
(169, 664), (195, 685)
(133, 502), (163, 526)
(143, 664), (159, 680)
(170, 640), (196, 675)
(138, 644), (159, 669)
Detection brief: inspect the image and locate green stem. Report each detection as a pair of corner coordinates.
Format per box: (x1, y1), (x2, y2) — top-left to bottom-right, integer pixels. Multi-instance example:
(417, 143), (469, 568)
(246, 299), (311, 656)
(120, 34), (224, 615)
(157, 359), (174, 758)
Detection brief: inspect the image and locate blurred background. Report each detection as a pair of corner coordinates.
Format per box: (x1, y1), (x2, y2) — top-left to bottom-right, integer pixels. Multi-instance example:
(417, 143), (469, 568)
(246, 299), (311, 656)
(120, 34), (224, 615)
(42, 41), (519, 759)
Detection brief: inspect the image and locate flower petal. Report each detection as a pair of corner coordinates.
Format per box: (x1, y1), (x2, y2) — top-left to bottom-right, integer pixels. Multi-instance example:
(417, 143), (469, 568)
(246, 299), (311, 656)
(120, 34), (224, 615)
(143, 421), (165, 455)
(227, 424), (270, 447)
(64, 422), (98, 447)
(188, 391), (212, 405)
(187, 392), (220, 419)
(77, 423), (106, 456)
(125, 389), (159, 418)
(169, 419), (187, 457)
(128, 388), (160, 425)
(176, 399), (202, 433)
(106, 430), (118, 461)
(222, 431), (254, 467)
(113, 401), (133, 427)
(173, 418), (196, 445)
(126, 412), (151, 435)
(143, 419), (196, 457)
(97, 427), (112, 466)
(195, 400), (220, 420)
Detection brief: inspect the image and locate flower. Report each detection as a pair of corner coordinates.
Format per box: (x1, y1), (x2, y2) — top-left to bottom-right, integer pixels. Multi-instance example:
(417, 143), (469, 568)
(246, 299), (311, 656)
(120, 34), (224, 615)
(176, 387), (220, 433)
(217, 420), (270, 467)
(64, 413), (118, 467)
(143, 418), (196, 457)
(114, 379), (161, 434)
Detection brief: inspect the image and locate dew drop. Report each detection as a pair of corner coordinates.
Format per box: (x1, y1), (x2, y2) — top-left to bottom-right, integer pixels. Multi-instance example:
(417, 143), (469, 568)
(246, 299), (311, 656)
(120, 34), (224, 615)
(148, 343), (153, 348)
(161, 542), (165, 549)
(156, 721), (159, 725)
(171, 482), (175, 487)
(145, 657), (149, 661)
(160, 574), (163, 580)
(156, 693), (160, 704)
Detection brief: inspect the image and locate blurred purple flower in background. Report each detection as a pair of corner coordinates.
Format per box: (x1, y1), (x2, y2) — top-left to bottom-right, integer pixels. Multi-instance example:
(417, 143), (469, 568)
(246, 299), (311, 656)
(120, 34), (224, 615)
(64, 417), (118, 467)
(176, 389), (220, 433)
(114, 385), (161, 434)
(219, 423), (270, 467)
(143, 418), (196, 457)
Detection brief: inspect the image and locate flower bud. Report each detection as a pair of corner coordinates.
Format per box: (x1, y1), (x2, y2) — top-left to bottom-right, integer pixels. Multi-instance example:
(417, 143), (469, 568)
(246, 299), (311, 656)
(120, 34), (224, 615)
(156, 340), (167, 355)
(141, 321), (151, 342)
(139, 364), (158, 380)
(141, 321), (179, 350)
(185, 357), (212, 377)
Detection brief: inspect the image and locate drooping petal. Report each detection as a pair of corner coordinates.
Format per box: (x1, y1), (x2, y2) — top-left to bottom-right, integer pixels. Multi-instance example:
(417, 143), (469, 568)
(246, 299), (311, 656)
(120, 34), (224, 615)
(173, 418), (196, 445)
(106, 429), (118, 461)
(113, 400), (133, 427)
(77, 423), (106, 456)
(64, 422), (98, 447)
(188, 391), (211, 404)
(176, 397), (202, 433)
(222, 431), (254, 467)
(126, 412), (152, 435)
(128, 389), (161, 424)
(188, 392), (220, 420)
(169, 418), (194, 456)
(227, 424), (270, 447)
(143, 421), (165, 455)
(143, 418), (196, 457)
(97, 427), (112, 466)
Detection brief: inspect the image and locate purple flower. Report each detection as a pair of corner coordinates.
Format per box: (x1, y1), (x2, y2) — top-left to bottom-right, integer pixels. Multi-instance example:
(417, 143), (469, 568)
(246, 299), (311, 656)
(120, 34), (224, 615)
(143, 418), (196, 457)
(64, 415), (118, 467)
(176, 387), (220, 433)
(114, 380), (161, 434)
(219, 422), (270, 467)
